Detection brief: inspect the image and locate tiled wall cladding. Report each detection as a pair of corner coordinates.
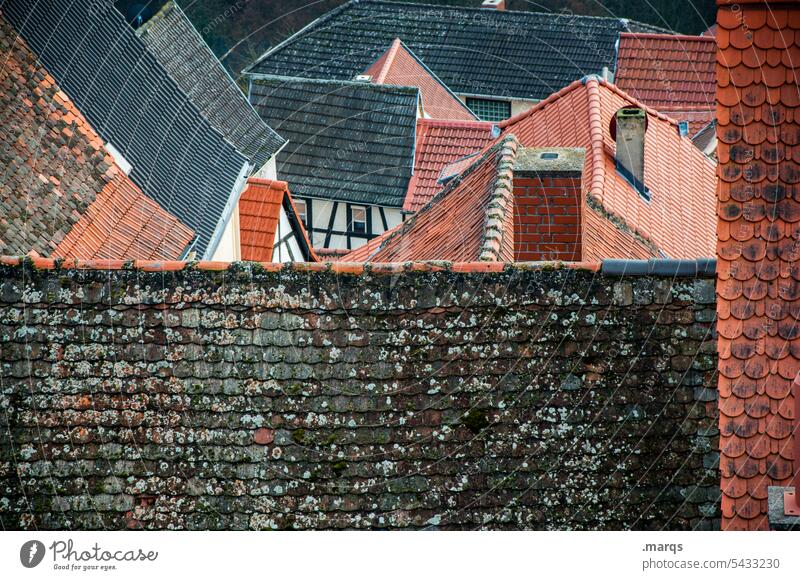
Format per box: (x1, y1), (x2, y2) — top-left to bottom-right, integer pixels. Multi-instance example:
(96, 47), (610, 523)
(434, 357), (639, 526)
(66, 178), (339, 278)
(0, 262), (719, 530)
(716, 0), (800, 530)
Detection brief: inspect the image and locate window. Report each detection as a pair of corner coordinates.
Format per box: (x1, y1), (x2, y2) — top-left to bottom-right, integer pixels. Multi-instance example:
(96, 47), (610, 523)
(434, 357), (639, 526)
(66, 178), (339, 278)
(294, 199), (307, 226)
(466, 98), (511, 122)
(350, 205), (367, 234)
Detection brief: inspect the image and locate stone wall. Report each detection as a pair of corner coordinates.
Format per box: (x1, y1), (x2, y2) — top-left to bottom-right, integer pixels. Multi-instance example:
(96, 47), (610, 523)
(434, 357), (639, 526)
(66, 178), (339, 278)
(0, 259), (719, 530)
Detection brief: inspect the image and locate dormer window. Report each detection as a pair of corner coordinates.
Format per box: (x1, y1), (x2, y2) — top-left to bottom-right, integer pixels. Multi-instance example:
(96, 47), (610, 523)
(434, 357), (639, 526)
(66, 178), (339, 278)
(466, 97), (511, 122)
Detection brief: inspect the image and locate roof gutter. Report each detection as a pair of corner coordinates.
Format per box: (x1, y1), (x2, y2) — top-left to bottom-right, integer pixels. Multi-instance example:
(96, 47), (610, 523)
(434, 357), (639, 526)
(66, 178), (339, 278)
(601, 258), (716, 277)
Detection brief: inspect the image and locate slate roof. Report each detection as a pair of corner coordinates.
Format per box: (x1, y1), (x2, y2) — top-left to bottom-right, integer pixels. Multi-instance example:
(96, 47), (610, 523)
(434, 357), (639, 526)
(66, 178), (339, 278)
(691, 119), (717, 158)
(0, 14), (194, 260)
(499, 76), (717, 260)
(405, 118), (496, 212)
(715, 0), (799, 531)
(2, 0), (249, 258)
(345, 136), (517, 262)
(244, 0), (665, 101)
(238, 178), (317, 262)
(364, 38), (477, 121)
(249, 76), (418, 207)
(615, 33), (716, 134)
(136, 1), (285, 171)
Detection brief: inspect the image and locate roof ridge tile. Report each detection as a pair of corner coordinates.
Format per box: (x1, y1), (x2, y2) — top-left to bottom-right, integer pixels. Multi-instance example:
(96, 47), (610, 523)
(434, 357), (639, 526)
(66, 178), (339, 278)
(479, 136), (518, 261)
(585, 78), (608, 205)
(0, 255), (604, 273)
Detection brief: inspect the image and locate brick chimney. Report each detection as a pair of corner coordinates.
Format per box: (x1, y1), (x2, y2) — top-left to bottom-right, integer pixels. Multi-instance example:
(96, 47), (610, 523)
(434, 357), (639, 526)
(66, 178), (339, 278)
(481, 0), (505, 10)
(512, 147), (584, 261)
(715, 0), (800, 531)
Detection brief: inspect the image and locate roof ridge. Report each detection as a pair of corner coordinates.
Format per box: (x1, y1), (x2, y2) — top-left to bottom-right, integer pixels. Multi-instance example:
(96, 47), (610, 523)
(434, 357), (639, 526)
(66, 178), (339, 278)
(374, 38), (402, 84)
(134, 0), (174, 35)
(137, 0), (285, 162)
(0, 255), (604, 273)
(585, 194), (660, 256)
(250, 73), (420, 94)
(478, 135), (518, 262)
(353, 135), (515, 261)
(620, 31), (715, 42)
(242, 0), (360, 74)
(358, 0), (646, 24)
(596, 77), (681, 126)
(500, 76), (682, 131)
(416, 118), (493, 129)
(246, 178), (290, 190)
(498, 77), (586, 128)
(584, 77), (607, 205)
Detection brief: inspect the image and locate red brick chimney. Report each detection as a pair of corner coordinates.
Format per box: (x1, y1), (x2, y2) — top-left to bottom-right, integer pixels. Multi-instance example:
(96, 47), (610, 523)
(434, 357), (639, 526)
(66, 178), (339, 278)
(716, 0), (800, 531)
(512, 147), (584, 261)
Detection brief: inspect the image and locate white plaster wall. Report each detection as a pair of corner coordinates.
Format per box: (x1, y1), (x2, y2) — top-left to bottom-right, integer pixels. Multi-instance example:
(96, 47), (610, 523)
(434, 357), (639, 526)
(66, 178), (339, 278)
(252, 157), (278, 180)
(211, 205), (241, 261)
(303, 197), (404, 250)
(272, 206), (305, 262)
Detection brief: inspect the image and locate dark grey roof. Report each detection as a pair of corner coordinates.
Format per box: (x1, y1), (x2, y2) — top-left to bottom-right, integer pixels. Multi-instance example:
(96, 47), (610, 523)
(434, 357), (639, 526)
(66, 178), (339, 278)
(244, 0), (668, 101)
(2, 0), (249, 258)
(249, 76), (418, 207)
(136, 1), (285, 170)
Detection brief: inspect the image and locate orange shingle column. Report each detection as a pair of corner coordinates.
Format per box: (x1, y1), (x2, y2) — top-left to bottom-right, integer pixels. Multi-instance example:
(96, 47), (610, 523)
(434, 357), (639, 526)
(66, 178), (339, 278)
(716, 0), (800, 530)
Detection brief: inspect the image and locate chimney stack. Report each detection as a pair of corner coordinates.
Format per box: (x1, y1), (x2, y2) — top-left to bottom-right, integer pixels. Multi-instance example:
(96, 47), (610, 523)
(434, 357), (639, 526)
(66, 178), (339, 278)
(481, 0), (505, 10)
(512, 147), (584, 261)
(613, 107), (646, 191)
(715, 0), (800, 531)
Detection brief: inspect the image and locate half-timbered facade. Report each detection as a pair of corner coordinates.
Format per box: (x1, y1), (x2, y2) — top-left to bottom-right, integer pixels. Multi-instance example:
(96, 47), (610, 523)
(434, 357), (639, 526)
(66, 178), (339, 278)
(249, 76), (417, 250)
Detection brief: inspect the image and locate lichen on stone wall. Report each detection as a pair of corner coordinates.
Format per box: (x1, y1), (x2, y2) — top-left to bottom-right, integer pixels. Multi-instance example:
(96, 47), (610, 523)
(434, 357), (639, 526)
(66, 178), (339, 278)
(0, 263), (718, 530)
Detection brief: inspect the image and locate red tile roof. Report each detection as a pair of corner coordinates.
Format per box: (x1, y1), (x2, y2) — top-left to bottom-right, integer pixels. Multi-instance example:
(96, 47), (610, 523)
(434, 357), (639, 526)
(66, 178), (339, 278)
(238, 178), (318, 262)
(54, 172), (194, 260)
(499, 76), (717, 260)
(1, 15), (194, 260)
(583, 199), (659, 261)
(364, 38), (478, 122)
(715, 0), (799, 531)
(404, 118), (496, 212)
(346, 136), (517, 262)
(615, 33), (716, 134)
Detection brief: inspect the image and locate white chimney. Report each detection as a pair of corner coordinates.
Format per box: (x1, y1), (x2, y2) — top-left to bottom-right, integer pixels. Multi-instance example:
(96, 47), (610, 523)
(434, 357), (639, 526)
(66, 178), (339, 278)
(614, 107), (646, 192)
(481, 0), (505, 10)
